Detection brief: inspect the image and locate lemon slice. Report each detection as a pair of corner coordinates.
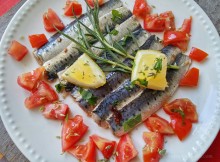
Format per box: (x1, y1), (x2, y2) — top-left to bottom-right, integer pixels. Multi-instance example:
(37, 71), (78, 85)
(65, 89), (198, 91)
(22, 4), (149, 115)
(131, 50), (168, 90)
(61, 54), (106, 89)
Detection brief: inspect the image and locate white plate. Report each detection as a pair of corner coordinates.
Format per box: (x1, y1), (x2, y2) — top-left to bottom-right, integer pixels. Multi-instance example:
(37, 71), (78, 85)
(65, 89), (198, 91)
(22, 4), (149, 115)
(0, 0), (220, 161)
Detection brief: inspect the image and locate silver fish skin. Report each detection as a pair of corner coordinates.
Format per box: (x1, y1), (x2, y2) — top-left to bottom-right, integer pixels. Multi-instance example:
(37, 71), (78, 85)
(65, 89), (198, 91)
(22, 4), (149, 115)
(34, 0), (123, 65)
(107, 53), (191, 137)
(44, 6), (133, 81)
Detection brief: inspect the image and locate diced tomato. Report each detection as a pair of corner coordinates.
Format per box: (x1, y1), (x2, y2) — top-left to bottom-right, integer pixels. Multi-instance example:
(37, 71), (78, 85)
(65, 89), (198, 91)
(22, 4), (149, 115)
(28, 34), (48, 49)
(160, 11), (175, 31)
(91, 134), (116, 159)
(133, 0), (151, 19)
(8, 40), (28, 61)
(189, 47), (208, 62)
(64, 0), (82, 16)
(43, 8), (65, 32)
(170, 115), (192, 141)
(142, 132), (164, 162)
(144, 14), (166, 32)
(179, 17), (192, 34)
(42, 103), (69, 120)
(163, 30), (189, 45)
(62, 115), (88, 152)
(179, 67), (199, 87)
(163, 98), (198, 123)
(68, 137), (96, 162)
(115, 134), (138, 162)
(24, 81), (58, 109)
(17, 67), (45, 91)
(171, 40), (189, 51)
(145, 114), (174, 135)
(86, 0), (104, 7)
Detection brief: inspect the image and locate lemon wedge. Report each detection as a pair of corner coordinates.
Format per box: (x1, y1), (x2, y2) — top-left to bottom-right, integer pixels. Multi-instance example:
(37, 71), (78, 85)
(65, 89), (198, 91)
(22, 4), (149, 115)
(131, 50), (168, 90)
(61, 54), (106, 89)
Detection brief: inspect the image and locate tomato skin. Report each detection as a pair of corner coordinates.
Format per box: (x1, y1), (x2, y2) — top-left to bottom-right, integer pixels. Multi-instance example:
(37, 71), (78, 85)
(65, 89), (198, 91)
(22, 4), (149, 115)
(62, 115), (88, 152)
(170, 115), (192, 141)
(115, 134), (138, 162)
(91, 134), (116, 159)
(164, 30), (189, 45)
(68, 137), (96, 162)
(133, 0), (151, 19)
(171, 40), (189, 51)
(28, 34), (48, 48)
(160, 11), (175, 31)
(24, 81), (58, 109)
(64, 1), (82, 16)
(43, 8), (65, 32)
(42, 103), (69, 120)
(145, 114), (174, 135)
(189, 47), (208, 62)
(163, 98), (198, 123)
(179, 17), (192, 34)
(86, 0), (104, 7)
(142, 132), (164, 162)
(179, 67), (199, 87)
(144, 14), (165, 32)
(8, 40), (28, 61)
(17, 67), (45, 91)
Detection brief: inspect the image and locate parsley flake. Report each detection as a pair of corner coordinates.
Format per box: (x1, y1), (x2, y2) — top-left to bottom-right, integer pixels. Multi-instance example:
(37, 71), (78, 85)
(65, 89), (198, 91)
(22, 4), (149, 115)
(55, 83), (65, 93)
(154, 58), (163, 73)
(112, 10), (122, 22)
(158, 149), (166, 156)
(110, 29), (119, 36)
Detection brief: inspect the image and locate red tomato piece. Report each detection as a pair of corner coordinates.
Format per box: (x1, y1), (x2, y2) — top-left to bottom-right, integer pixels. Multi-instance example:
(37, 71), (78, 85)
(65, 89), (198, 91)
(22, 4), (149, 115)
(43, 8), (65, 32)
(170, 115), (192, 141)
(133, 0), (151, 19)
(144, 14), (165, 32)
(160, 11), (175, 31)
(86, 0), (104, 7)
(28, 34), (48, 49)
(189, 47), (208, 62)
(8, 40), (28, 61)
(179, 17), (192, 34)
(115, 134), (138, 162)
(42, 103), (69, 120)
(179, 67), (199, 87)
(163, 98), (198, 123)
(64, 0), (82, 16)
(62, 115), (88, 152)
(171, 40), (189, 52)
(142, 132), (164, 162)
(68, 137), (96, 162)
(91, 134), (116, 159)
(145, 114), (174, 135)
(17, 67), (45, 91)
(163, 30), (189, 45)
(24, 81), (58, 109)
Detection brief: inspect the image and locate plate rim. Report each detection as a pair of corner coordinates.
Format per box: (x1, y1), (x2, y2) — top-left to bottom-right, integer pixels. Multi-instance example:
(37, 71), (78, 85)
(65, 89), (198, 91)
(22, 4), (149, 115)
(0, 0), (220, 162)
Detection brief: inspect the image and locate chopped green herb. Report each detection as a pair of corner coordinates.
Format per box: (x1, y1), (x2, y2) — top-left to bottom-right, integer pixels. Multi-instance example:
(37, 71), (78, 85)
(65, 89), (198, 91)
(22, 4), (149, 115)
(65, 113), (69, 122)
(110, 29), (119, 36)
(154, 58), (163, 73)
(134, 78), (148, 87)
(56, 136), (61, 139)
(105, 145), (112, 150)
(112, 100), (119, 106)
(79, 89), (97, 106)
(167, 65), (180, 70)
(171, 109), (185, 119)
(138, 71), (146, 76)
(123, 114), (142, 132)
(112, 9), (122, 22)
(55, 83), (65, 93)
(158, 149), (166, 156)
(98, 159), (109, 162)
(39, 106), (44, 111)
(120, 35), (133, 46)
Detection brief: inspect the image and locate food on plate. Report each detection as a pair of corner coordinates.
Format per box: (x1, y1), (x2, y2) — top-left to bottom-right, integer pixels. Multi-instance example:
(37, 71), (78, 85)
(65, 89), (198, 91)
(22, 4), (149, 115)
(28, 34), (48, 48)
(8, 40), (28, 61)
(115, 134), (138, 162)
(143, 132), (164, 162)
(17, 67), (45, 91)
(133, 0), (151, 19)
(24, 81), (58, 109)
(34, 0), (124, 65)
(170, 115), (192, 141)
(87, 0), (104, 7)
(91, 134), (116, 159)
(41, 103), (69, 120)
(145, 114), (174, 135)
(179, 17), (192, 34)
(62, 115), (88, 152)
(43, 8), (65, 32)
(64, 0), (82, 16)
(68, 137), (96, 162)
(160, 11), (175, 31)
(61, 54), (106, 89)
(131, 50), (168, 90)
(144, 14), (166, 32)
(179, 67), (199, 87)
(163, 98), (198, 122)
(189, 47), (209, 62)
